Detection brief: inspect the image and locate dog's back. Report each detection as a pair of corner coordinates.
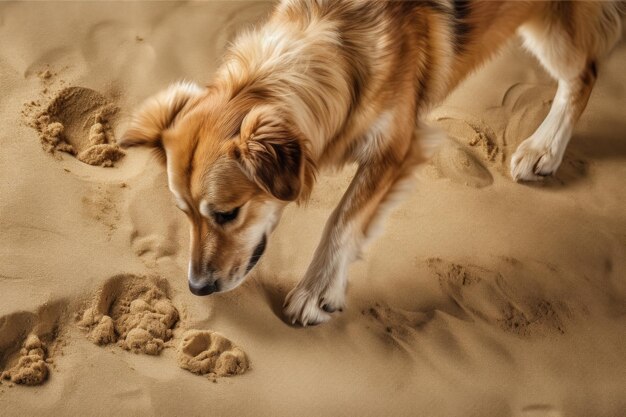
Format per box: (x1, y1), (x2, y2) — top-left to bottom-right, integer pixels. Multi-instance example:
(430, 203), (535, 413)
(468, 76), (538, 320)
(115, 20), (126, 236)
(122, 0), (624, 325)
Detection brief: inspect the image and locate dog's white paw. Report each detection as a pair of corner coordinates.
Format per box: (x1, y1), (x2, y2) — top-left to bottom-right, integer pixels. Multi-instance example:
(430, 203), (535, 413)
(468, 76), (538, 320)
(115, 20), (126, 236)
(283, 282), (346, 326)
(283, 287), (330, 326)
(318, 278), (346, 314)
(510, 139), (564, 181)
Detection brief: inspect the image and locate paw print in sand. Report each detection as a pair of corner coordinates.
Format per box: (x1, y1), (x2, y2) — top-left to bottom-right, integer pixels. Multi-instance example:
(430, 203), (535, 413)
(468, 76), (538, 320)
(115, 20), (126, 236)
(32, 86), (125, 167)
(1, 335), (49, 386)
(177, 330), (249, 378)
(78, 274), (178, 355)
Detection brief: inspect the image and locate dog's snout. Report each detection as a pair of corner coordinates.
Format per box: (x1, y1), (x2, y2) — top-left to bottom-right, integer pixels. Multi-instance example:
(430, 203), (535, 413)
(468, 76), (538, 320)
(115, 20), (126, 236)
(188, 279), (219, 296)
(188, 263), (220, 296)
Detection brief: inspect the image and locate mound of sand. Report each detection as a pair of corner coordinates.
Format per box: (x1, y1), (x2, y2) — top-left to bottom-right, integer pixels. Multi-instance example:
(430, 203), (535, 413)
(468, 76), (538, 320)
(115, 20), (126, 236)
(78, 275), (178, 355)
(32, 86), (125, 167)
(0, 301), (66, 388)
(177, 330), (249, 378)
(1, 335), (49, 386)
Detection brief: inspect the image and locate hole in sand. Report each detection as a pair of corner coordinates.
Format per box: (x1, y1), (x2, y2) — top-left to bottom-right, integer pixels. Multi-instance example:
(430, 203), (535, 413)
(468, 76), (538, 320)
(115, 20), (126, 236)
(1, 335), (49, 386)
(177, 330), (249, 378)
(33, 86), (125, 167)
(0, 301), (67, 386)
(78, 274), (178, 355)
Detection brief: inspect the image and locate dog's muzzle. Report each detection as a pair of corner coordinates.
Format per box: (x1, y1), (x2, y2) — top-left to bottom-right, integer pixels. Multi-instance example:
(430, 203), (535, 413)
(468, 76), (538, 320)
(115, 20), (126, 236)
(188, 279), (219, 296)
(187, 235), (266, 296)
(188, 263), (220, 296)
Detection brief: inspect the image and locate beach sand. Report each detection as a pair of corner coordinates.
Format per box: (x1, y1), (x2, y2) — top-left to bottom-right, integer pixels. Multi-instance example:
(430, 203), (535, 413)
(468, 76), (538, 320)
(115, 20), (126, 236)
(1, 2), (625, 416)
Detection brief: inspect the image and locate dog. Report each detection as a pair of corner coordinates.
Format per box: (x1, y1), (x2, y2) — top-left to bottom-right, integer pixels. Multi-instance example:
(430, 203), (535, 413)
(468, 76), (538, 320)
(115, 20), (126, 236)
(120, 0), (623, 326)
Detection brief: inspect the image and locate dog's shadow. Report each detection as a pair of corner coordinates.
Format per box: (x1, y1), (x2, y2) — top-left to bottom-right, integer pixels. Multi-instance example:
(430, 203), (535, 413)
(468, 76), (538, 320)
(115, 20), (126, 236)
(257, 278), (292, 326)
(572, 128), (626, 161)
(210, 274), (304, 329)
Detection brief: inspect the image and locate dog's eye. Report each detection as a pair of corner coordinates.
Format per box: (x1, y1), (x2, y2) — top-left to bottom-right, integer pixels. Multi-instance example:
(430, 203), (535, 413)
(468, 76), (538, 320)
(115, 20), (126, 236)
(213, 207), (240, 225)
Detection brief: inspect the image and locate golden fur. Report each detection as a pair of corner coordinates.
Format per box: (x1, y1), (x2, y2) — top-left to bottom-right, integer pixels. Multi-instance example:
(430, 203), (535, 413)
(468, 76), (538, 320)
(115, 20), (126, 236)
(121, 0), (624, 325)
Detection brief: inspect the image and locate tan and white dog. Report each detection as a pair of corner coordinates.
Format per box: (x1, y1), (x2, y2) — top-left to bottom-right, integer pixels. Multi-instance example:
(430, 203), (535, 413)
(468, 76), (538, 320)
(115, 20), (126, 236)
(121, 0), (623, 326)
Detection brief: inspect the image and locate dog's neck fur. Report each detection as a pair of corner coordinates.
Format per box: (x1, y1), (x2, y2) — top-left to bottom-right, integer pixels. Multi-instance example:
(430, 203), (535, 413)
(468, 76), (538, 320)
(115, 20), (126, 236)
(212, 2), (461, 169)
(215, 4), (378, 163)
(211, 0), (535, 183)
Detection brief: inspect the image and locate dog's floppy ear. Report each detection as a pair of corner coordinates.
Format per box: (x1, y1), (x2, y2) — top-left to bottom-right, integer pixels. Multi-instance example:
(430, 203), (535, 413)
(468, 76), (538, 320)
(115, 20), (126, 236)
(119, 81), (204, 157)
(232, 106), (314, 202)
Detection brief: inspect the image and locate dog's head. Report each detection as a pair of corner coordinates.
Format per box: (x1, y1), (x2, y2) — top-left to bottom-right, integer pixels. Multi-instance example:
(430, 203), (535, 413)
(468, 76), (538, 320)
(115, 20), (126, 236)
(121, 81), (314, 295)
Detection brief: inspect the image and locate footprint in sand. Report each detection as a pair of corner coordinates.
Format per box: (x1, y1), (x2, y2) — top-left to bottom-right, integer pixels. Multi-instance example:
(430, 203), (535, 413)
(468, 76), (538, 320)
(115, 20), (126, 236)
(361, 302), (435, 359)
(82, 183), (124, 239)
(78, 274), (179, 355)
(0, 301), (67, 386)
(32, 86), (125, 167)
(1, 335), (49, 386)
(430, 138), (494, 188)
(501, 83), (554, 146)
(428, 258), (570, 337)
(177, 330), (249, 378)
(363, 303), (433, 341)
(77, 274), (249, 379)
(127, 172), (183, 265)
(430, 108), (501, 163)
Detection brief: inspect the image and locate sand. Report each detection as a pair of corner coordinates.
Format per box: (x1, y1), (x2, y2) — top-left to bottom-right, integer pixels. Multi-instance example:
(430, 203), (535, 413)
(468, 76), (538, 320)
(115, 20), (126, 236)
(0, 2), (625, 416)
(178, 330), (249, 378)
(78, 274), (179, 355)
(1, 335), (49, 386)
(29, 85), (125, 167)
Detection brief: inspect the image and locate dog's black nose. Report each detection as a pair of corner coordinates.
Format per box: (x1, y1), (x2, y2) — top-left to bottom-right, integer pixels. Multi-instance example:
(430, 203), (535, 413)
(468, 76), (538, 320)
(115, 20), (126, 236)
(188, 280), (219, 296)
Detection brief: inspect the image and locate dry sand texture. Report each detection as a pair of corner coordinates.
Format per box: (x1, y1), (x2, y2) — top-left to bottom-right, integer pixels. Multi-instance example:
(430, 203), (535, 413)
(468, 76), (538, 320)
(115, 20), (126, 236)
(1, 2), (625, 417)
(78, 274), (179, 355)
(178, 330), (249, 378)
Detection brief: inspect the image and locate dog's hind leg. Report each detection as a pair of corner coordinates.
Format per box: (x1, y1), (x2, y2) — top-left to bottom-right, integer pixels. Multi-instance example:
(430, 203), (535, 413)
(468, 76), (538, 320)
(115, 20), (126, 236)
(510, 2), (622, 181)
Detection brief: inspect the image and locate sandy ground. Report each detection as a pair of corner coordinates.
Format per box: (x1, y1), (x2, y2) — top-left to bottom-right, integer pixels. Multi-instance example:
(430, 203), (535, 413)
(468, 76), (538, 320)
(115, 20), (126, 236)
(1, 2), (625, 416)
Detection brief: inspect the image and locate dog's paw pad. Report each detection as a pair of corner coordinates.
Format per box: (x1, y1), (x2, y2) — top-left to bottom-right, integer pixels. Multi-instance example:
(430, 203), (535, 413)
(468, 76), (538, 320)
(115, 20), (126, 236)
(78, 274), (178, 355)
(177, 330), (249, 378)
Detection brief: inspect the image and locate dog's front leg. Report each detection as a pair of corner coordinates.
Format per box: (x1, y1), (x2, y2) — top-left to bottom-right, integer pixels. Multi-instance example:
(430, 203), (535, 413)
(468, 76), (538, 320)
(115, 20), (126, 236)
(283, 140), (416, 326)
